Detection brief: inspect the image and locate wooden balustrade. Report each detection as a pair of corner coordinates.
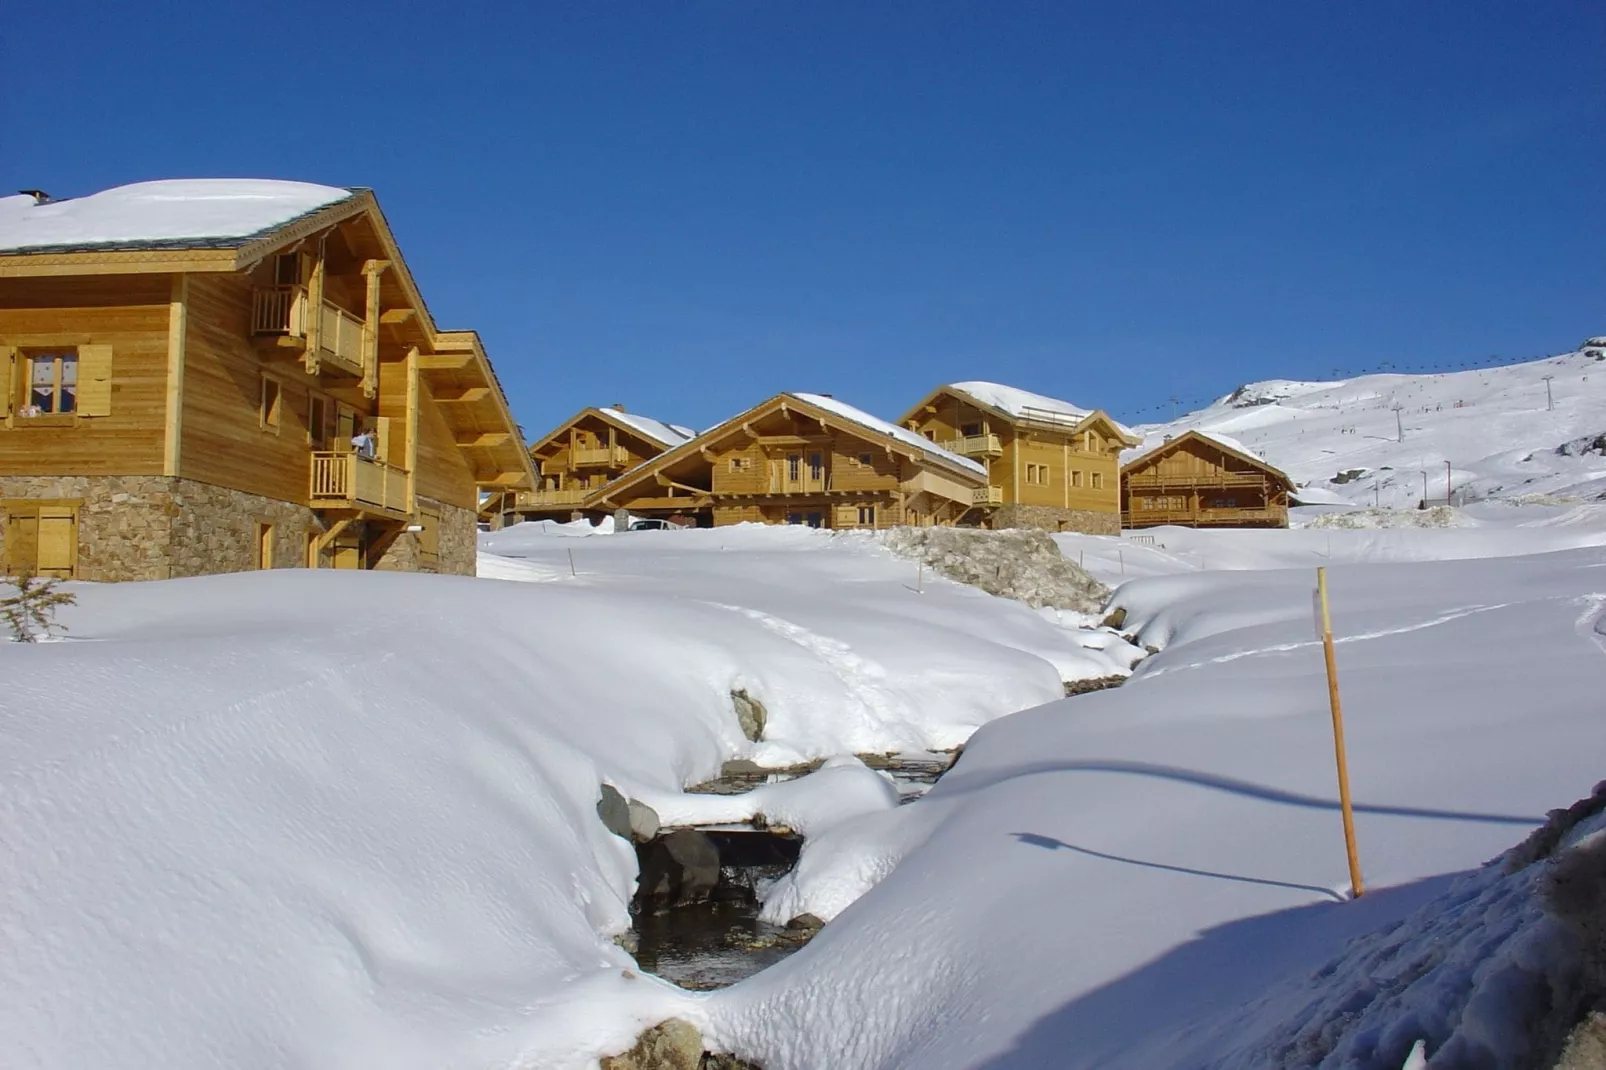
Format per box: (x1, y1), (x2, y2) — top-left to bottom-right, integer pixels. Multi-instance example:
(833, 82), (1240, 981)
(252, 286), (364, 376)
(516, 488), (589, 508)
(309, 452), (408, 514)
(972, 486), (1004, 505)
(940, 433), (1003, 457)
(572, 446), (630, 467)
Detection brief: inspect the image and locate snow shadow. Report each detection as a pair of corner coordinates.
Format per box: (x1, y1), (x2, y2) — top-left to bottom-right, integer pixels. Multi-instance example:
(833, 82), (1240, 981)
(970, 872), (1461, 1070)
(1011, 833), (1347, 902)
(942, 759), (1543, 826)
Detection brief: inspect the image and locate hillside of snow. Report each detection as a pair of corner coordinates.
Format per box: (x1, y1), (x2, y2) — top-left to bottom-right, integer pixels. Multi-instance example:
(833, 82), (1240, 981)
(1127, 341), (1606, 510)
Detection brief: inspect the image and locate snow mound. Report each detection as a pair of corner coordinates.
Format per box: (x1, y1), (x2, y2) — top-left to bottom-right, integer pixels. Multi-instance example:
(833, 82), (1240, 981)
(0, 179), (354, 252)
(1200, 785), (1606, 1069)
(879, 526), (1110, 612)
(1302, 506), (1468, 530)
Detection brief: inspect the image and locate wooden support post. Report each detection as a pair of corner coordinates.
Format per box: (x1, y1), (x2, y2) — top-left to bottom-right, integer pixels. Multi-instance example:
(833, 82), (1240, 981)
(163, 274), (188, 476)
(303, 240), (326, 376)
(404, 346), (419, 513)
(1317, 567), (1364, 898)
(360, 260), (389, 399)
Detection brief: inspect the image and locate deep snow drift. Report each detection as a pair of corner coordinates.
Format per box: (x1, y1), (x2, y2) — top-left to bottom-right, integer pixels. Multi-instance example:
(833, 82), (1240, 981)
(701, 542), (1606, 1068)
(1127, 344), (1606, 507)
(0, 526), (1134, 1069)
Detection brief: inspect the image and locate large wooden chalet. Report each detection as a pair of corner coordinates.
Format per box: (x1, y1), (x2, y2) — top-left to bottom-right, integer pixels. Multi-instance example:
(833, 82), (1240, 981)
(898, 381), (1139, 533)
(491, 405), (693, 525)
(1121, 430), (1292, 529)
(584, 392), (989, 528)
(0, 179), (534, 581)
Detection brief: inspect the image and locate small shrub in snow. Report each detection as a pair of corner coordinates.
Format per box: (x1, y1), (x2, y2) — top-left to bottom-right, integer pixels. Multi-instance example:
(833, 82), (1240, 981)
(0, 573), (75, 642)
(877, 526), (1109, 612)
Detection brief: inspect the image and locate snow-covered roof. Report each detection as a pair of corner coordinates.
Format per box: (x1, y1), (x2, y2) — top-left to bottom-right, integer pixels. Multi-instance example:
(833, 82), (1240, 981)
(949, 381), (1090, 423)
(1123, 428), (1290, 482)
(789, 393), (987, 476)
(0, 179), (356, 254)
(597, 408), (696, 448)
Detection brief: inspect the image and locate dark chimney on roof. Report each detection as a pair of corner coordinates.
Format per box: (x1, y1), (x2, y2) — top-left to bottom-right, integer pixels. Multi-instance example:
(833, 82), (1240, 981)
(18, 190), (51, 205)
(613, 402), (626, 412)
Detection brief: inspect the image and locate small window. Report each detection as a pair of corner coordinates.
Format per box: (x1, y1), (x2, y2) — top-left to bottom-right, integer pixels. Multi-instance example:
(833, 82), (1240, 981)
(1092, 472), (1103, 490)
(857, 505), (876, 526)
(274, 253), (303, 286)
(961, 423), (982, 437)
(25, 351), (78, 415)
(260, 376), (282, 432)
(808, 452), (824, 480)
(788, 455), (801, 481)
(308, 394), (329, 449)
(1071, 470), (1083, 488)
(1026, 463), (1050, 486)
(923, 430), (935, 441)
(729, 456), (750, 471)
(858, 453), (873, 467)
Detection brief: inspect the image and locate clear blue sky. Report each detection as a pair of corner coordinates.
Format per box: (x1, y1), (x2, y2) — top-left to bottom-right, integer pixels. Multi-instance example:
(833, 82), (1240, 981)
(6, 2), (1602, 433)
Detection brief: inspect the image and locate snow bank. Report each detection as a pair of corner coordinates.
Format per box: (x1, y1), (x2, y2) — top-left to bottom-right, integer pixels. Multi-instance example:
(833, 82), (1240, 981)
(0, 179), (354, 251)
(704, 545), (1606, 1068)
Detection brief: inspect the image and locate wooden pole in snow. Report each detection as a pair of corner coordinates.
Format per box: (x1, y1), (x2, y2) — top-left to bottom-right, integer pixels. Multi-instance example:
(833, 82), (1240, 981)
(1316, 567), (1364, 898)
(567, 548), (577, 577)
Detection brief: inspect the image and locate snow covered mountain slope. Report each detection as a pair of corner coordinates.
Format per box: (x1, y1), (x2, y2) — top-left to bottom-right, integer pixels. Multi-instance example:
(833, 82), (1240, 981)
(1127, 340), (1606, 509)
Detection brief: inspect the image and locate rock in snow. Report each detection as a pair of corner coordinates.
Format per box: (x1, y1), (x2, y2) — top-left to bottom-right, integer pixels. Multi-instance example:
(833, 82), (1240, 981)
(879, 525), (1110, 612)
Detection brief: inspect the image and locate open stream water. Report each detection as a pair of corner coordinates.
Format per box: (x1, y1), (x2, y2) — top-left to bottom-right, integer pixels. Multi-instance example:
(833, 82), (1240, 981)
(630, 756), (954, 990)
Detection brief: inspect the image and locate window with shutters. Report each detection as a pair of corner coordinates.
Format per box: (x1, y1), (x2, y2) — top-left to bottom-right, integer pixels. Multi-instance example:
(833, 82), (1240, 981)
(8, 345), (112, 425)
(27, 351), (77, 414)
(2, 501), (79, 578)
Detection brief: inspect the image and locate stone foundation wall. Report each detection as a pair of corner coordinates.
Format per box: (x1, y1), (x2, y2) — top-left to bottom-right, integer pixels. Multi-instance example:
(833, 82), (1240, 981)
(0, 476), (474, 581)
(373, 498), (476, 576)
(990, 503), (1121, 535)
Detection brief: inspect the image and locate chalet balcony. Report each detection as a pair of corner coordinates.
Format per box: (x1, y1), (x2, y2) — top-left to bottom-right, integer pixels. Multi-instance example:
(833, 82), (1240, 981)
(972, 486), (1004, 506)
(572, 445), (630, 468)
(940, 433), (1003, 458)
(1123, 472), (1269, 490)
(515, 487), (589, 508)
(1123, 505), (1285, 527)
(309, 452), (408, 516)
(251, 286), (365, 376)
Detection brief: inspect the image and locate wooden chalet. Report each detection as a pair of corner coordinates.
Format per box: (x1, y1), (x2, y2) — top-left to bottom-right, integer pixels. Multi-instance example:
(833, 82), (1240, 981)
(494, 406), (694, 525)
(1120, 430), (1293, 529)
(898, 381), (1140, 533)
(584, 392), (989, 529)
(0, 179), (535, 581)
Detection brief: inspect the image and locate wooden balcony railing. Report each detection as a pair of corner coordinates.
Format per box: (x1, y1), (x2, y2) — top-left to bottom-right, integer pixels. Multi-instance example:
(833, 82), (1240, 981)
(940, 433), (1003, 457)
(309, 452), (408, 514)
(1123, 506), (1284, 526)
(573, 445), (630, 467)
(252, 286), (364, 376)
(1123, 472), (1268, 490)
(973, 486), (1004, 505)
(515, 488), (589, 508)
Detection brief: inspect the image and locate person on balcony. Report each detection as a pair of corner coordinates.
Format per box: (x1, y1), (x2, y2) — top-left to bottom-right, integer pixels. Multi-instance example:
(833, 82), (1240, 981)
(351, 427), (377, 460)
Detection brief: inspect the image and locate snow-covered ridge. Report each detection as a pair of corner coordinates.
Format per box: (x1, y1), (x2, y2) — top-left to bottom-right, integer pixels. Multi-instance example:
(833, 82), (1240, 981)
(1129, 344), (1606, 508)
(0, 179), (355, 253)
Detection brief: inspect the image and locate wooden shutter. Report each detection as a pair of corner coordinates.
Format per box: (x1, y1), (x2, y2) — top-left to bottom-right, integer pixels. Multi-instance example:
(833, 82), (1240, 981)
(5, 511), (38, 575)
(373, 416), (392, 463)
(1, 346), (14, 418)
(77, 344), (114, 416)
(36, 507), (76, 577)
(418, 507), (440, 558)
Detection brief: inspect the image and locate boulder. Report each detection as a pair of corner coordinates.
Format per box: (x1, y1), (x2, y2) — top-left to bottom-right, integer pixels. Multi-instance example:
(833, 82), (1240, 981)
(600, 1018), (703, 1070)
(731, 688), (767, 742)
(597, 783), (631, 840)
(637, 830), (722, 908)
(628, 799), (661, 843)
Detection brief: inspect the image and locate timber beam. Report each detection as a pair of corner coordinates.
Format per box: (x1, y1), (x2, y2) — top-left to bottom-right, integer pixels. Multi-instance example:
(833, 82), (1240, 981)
(457, 431), (512, 447)
(418, 353), (475, 371)
(435, 387), (491, 403)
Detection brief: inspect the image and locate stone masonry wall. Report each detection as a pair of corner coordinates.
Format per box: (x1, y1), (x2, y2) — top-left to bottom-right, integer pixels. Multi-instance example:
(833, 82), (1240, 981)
(1, 476), (471, 581)
(373, 498), (476, 576)
(990, 503), (1120, 535)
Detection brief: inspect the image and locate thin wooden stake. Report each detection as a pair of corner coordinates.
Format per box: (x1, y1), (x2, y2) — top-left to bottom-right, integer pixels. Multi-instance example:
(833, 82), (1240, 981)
(1118, 549), (1124, 575)
(567, 548), (577, 577)
(1317, 567), (1364, 898)
(917, 560), (923, 594)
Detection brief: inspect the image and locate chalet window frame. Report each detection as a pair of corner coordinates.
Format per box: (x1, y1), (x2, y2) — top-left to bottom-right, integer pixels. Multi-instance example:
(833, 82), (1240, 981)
(1092, 472), (1103, 490)
(1071, 470), (1083, 488)
(15, 347), (80, 424)
(1026, 463), (1049, 486)
(729, 456), (751, 472)
(259, 374), (283, 434)
(254, 521), (275, 569)
(307, 392), (333, 449)
(857, 504), (876, 526)
(857, 452), (873, 467)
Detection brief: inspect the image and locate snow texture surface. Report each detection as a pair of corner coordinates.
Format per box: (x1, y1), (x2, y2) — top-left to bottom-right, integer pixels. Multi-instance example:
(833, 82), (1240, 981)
(0, 179), (355, 252)
(599, 408), (697, 448)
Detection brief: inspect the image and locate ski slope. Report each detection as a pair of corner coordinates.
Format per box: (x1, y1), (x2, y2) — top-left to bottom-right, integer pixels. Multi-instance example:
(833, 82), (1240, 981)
(1126, 341), (1606, 509)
